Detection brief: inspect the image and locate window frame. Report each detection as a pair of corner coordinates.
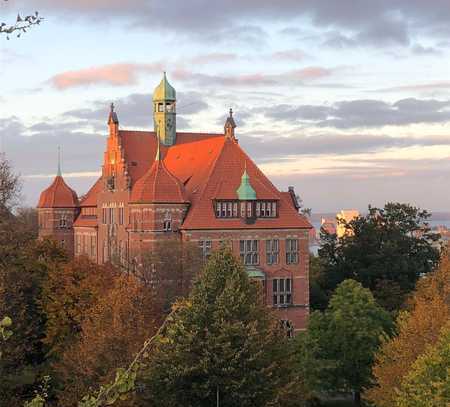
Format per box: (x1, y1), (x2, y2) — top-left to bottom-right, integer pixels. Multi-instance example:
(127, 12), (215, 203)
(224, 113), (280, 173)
(272, 277), (293, 306)
(240, 239), (259, 265)
(286, 238), (299, 265)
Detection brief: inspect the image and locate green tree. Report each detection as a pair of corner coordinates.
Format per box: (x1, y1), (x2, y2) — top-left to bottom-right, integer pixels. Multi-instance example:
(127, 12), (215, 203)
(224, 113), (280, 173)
(395, 323), (450, 407)
(302, 279), (393, 406)
(139, 248), (297, 407)
(318, 203), (440, 311)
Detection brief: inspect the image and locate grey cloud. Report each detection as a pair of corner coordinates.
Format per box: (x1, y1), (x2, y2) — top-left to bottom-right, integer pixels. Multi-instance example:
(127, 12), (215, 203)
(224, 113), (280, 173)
(258, 98), (450, 129)
(240, 132), (450, 162)
(18, 0), (450, 48)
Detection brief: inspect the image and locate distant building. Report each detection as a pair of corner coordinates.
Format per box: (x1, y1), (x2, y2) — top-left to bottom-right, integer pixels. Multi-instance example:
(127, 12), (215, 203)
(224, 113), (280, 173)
(321, 218), (337, 236)
(336, 210), (360, 238)
(36, 74), (313, 332)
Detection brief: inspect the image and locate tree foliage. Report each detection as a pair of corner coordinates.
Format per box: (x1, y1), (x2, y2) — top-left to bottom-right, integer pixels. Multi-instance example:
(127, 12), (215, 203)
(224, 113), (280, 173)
(299, 279), (393, 405)
(365, 251), (450, 406)
(318, 203), (440, 311)
(139, 248), (297, 407)
(395, 323), (450, 407)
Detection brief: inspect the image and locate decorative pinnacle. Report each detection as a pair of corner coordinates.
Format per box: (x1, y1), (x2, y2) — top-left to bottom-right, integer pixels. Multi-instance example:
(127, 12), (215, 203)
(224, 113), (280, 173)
(229, 108), (233, 117)
(57, 146), (62, 177)
(110, 102), (115, 112)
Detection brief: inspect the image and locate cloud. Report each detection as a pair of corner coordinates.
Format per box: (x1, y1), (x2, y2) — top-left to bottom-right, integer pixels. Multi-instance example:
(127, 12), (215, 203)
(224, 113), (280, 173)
(377, 82), (450, 93)
(257, 98), (450, 129)
(19, 0), (450, 48)
(172, 66), (333, 88)
(240, 132), (450, 161)
(48, 63), (164, 90)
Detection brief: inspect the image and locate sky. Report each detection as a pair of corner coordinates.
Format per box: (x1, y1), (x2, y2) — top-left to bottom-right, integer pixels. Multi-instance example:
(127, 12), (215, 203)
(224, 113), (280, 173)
(1, 0), (450, 213)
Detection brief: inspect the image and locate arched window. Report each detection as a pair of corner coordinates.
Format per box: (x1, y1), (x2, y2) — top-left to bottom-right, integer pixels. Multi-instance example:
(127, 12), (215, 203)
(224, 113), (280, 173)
(59, 215), (68, 228)
(163, 211), (172, 231)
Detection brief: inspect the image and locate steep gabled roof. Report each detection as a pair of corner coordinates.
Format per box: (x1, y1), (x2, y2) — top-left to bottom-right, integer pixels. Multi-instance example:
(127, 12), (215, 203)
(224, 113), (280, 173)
(38, 175), (79, 208)
(79, 177), (102, 207)
(181, 138), (312, 230)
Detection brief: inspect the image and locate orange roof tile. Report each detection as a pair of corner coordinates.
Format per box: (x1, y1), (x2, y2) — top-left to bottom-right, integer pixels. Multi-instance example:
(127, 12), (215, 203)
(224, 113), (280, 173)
(79, 177), (102, 207)
(38, 175), (79, 208)
(130, 157), (188, 204)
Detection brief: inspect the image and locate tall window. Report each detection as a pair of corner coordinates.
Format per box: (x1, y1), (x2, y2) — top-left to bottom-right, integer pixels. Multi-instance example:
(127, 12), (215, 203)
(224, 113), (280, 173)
(216, 201), (239, 218)
(240, 239), (259, 265)
(59, 215), (68, 228)
(102, 208), (107, 224)
(119, 207), (124, 225)
(90, 235), (96, 258)
(199, 240), (212, 259)
(286, 239), (299, 265)
(109, 208), (115, 224)
(273, 278), (292, 306)
(163, 212), (172, 231)
(266, 239), (279, 265)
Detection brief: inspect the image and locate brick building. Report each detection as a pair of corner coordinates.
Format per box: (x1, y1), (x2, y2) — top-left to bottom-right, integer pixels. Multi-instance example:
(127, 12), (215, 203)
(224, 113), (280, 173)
(37, 74), (312, 331)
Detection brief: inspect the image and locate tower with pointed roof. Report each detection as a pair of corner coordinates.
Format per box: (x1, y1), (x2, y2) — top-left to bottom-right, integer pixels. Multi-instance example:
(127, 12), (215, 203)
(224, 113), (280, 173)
(153, 72), (177, 146)
(224, 108), (237, 139)
(37, 152), (80, 256)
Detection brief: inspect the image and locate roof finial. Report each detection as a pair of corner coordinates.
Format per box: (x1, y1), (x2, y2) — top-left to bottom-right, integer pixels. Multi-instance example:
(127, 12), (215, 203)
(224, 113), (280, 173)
(110, 102), (115, 112)
(229, 107), (233, 117)
(108, 102), (119, 125)
(57, 146), (62, 177)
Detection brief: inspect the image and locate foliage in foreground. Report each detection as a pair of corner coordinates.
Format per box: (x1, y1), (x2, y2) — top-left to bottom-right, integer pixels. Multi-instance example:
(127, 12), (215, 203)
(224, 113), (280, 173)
(138, 248), (301, 407)
(395, 323), (450, 407)
(297, 279), (393, 406)
(365, 251), (450, 406)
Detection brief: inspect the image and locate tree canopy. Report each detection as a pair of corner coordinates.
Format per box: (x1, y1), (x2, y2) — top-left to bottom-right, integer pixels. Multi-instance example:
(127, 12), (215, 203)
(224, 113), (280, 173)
(139, 248), (296, 407)
(298, 279), (393, 406)
(317, 202), (440, 311)
(365, 251), (450, 406)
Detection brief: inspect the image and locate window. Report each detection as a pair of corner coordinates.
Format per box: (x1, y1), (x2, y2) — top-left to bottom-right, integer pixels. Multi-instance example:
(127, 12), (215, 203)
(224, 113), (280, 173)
(199, 240), (212, 259)
(76, 235), (81, 255)
(240, 239), (259, 265)
(216, 201), (240, 218)
(119, 207), (124, 225)
(90, 236), (96, 258)
(273, 278), (292, 306)
(240, 202), (246, 217)
(286, 239), (299, 265)
(247, 202), (252, 218)
(59, 215), (67, 228)
(109, 208), (115, 224)
(158, 103), (164, 112)
(266, 239), (279, 265)
(281, 320), (294, 338)
(102, 208), (107, 224)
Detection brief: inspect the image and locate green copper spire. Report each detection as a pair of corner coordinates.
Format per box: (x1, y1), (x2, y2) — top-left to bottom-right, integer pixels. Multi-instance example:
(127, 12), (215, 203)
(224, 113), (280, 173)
(153, 72), (177, 146)
(237, 165), (256, 200)
(153, 72), (176, 102)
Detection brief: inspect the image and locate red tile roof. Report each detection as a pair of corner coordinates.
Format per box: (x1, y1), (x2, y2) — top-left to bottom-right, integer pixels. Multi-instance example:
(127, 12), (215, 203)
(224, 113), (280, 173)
(69, 130), (312, 230)
(130, 156), (188, 204)
(38, 175), (79, 208)
(79, 177), (102, 207)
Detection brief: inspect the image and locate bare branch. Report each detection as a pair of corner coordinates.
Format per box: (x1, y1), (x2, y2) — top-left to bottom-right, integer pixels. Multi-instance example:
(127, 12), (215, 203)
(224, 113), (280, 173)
(1, 0), (43, 39)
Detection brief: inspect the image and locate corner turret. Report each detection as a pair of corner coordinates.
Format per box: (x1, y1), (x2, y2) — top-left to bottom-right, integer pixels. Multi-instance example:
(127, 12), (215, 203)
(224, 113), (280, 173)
(153, 72), (176, 146)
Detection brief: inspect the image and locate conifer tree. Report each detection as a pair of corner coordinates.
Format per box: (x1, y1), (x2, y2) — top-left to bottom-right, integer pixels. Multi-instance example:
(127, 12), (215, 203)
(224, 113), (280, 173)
(139, 248), (295, 407)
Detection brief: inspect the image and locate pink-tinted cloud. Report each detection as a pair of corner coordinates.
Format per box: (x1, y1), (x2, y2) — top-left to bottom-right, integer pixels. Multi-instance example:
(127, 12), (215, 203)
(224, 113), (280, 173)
(272, 49), (307, 61)
(49, 63), (163, 90)
(172, 66), (334, 87)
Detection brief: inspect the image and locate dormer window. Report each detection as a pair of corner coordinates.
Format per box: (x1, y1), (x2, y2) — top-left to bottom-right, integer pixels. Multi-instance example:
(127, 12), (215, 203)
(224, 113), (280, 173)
(215, 200), (278, 219)
(163, 212), (172, 231)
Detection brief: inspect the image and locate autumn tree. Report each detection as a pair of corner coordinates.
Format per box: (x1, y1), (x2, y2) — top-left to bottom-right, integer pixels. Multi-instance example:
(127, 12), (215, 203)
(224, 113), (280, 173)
(0, 238), (67, 405)
(365, 251), (450, 407)
(318, 203), (440, 311)
(41, 256), (119, 359)
(299, 279), (393, 406)
(55, 274), (161, 407)
(394, 323), (450, 407)
(139, 248), (297, 407)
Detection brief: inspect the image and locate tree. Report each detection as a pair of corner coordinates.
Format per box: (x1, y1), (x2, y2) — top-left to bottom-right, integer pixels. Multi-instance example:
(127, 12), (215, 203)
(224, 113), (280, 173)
(301, 279), (393, 406)
(395, 323), (450, 407)
(1, 1), (42, 39)
(318, 203), (440, 311)
(0, 238), (67, 405)
(365, 251), (450, 407)
(139, 248), (297, 407)
(309, 255), (328, 311)
(55, 274), (161, 407)
(0, 153), (20, 212)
